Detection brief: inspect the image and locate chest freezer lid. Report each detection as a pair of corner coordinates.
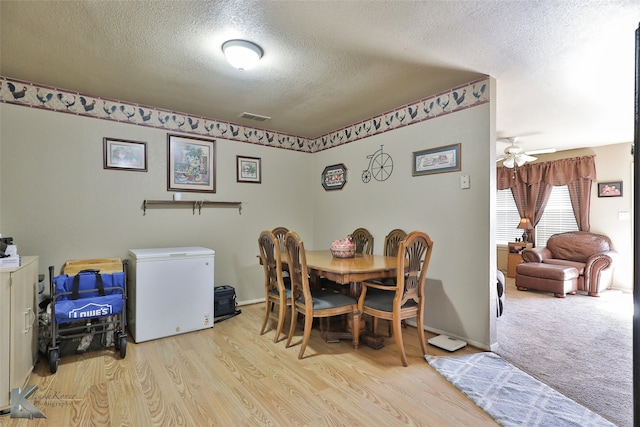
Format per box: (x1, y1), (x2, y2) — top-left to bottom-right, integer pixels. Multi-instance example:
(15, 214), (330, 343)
(129, 247), (215, 259)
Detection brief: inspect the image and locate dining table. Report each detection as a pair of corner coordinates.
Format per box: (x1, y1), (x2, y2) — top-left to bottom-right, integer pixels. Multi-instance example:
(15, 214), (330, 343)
(301, 250), (399, 344)
(303, 250), (398, 298)
(260, 249), (399, 344)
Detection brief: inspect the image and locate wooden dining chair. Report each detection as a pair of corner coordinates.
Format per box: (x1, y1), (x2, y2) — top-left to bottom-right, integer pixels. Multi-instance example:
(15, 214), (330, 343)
(258, 230), (291, 343)
(272, 226), (290, 279)
(351, 228), (374, 255)
(384, 228), (407, 257)
(369, 228), (409, 336)
(357, 231), (434, 366)
(284, 231), (360, 359)
(271, 227), (289, 252)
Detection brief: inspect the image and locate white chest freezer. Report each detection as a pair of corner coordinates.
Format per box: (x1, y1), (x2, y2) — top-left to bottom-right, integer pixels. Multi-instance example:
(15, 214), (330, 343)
(128, 247), (214, 343)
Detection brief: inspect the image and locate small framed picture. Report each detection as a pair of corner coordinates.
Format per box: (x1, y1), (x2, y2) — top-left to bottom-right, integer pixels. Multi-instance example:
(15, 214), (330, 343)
(103, 138), (147, 171)
(412, 143), (461, 176)
(321, 163), (347, 190)
(167, 134), (216, 193)
(236, 156), (261, 183)
(598, 181), (622, 197)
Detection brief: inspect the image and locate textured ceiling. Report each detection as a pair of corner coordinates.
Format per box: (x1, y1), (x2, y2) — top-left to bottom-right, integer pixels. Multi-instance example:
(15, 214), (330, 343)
(1, 1), (639, 155)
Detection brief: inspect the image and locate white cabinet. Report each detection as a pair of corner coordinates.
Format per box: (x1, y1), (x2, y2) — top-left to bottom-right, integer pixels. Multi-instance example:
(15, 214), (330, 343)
(0, 256), (38, 409)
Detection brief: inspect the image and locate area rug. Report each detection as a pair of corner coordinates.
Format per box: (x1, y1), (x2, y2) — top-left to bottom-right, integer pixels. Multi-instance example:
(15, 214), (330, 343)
(425, 352), (616, 427)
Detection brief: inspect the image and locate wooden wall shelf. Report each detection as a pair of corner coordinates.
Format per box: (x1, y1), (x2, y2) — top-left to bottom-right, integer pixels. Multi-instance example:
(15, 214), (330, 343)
(143, 200), (242, 215)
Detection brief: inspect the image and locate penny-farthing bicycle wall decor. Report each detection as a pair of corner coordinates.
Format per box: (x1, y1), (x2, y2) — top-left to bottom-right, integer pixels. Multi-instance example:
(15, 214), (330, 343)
(362, 145), (393, 183)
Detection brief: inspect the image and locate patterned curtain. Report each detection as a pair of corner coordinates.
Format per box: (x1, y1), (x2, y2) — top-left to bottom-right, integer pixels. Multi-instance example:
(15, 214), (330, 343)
(497, 156), (596, 232)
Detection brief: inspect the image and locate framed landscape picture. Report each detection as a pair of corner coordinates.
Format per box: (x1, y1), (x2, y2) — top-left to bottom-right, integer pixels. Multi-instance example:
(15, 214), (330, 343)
(236, 156), (261, 183)
(103, 137), (147, 171)
(167, 134), (216, 193)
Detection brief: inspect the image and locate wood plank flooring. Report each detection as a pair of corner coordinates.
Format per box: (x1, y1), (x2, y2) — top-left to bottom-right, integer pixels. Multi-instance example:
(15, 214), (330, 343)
(4, 304), (497, 426)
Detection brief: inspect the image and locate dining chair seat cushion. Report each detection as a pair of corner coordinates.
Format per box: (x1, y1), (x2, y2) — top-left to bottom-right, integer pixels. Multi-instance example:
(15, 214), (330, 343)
(269, 285), (292, 299)
(363, 291), (418, 312)
(296, 289), (357, 310)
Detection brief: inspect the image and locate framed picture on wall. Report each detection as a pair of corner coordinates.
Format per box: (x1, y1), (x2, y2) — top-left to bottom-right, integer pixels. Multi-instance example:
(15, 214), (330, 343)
(167, 134), (216, 193)
(236, 156), (261, 183)
(597, 181), (622, 197)
(412, 143), (461, 176)
(321, 163), (347, 190)
(103, 138), (147, 171)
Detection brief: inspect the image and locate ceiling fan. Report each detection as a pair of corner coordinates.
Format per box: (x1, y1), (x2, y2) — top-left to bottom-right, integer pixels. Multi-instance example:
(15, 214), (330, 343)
(496, 137), (556, 168)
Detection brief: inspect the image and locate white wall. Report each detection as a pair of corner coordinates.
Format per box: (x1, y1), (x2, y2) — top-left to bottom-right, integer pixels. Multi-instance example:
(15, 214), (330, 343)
(589, 143), (633, 290)
(0, 104), (314, 304)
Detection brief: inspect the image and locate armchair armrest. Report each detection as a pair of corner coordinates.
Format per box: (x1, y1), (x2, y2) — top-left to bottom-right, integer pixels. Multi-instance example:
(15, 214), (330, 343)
(582, 250), (616, 294)
(584, 251), (615, 275)
(361, 280), (398, 291)
(521, 247), (552, 263)
(359, 279), (398, 305)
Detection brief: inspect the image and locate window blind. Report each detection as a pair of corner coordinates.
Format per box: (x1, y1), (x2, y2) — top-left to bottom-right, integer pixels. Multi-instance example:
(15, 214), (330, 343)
(496, 189), (521, 245)
(496, 186), (578, 246)
(534, 185), (578, 246)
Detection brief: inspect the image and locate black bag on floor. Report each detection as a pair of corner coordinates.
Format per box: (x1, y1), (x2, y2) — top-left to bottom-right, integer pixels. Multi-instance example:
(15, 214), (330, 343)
(214, 285), (237, 317)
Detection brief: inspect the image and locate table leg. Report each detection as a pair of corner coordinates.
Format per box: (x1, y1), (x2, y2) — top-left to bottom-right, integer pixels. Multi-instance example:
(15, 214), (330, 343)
(325, 281), (366, 345)
(326, 312), (360, 346)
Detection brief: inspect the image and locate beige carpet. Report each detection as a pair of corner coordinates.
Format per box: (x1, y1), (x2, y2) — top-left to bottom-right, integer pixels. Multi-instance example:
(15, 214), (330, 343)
(496, 278), (633, 427)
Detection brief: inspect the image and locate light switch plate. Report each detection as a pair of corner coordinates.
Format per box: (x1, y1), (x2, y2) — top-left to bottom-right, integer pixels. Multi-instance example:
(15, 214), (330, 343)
(460, 175), (470, 189)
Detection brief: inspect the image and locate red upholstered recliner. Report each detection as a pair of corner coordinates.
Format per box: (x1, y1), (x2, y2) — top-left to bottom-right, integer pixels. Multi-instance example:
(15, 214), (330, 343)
(521, 231), (616, 296)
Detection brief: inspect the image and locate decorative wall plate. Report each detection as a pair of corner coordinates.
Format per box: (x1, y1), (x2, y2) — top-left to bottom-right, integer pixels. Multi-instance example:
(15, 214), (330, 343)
(321, 163), (347, 190)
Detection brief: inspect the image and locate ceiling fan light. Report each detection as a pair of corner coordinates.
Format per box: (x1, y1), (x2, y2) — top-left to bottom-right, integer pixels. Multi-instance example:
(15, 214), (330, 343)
(222, 39), (263, 70)
(505, 145), (523, 155)
(503, 157), (515, 168)
(515, 156), (527, 167)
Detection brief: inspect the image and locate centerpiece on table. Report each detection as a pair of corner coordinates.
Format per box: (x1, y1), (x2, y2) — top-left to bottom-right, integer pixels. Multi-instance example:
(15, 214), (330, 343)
(331, 235), (355, 258)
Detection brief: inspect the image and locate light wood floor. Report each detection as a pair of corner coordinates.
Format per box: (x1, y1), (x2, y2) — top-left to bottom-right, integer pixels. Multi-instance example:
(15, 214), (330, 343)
(7, 304), (497, 426)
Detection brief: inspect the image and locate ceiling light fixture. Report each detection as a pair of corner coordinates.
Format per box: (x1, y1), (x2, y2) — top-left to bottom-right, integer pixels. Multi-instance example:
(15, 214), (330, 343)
(222, 39), (263, 70)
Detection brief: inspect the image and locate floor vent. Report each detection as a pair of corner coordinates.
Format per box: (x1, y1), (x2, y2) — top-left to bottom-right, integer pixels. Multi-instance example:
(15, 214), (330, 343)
(239, 112), (271, 122)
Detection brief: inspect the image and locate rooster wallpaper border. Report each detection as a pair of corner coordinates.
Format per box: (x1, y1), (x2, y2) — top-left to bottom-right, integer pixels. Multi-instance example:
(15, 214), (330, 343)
(0, 76), (489, 153)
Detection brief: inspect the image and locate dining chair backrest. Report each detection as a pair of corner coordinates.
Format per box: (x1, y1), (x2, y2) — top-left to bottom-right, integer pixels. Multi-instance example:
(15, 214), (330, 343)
(383, 229), (407, 257)
(258, 229), (290, 342)
(258, 230), (286, 299)
(396, 231), (433, 306)
(272, 226), (289, 252)
(284, 230), (360, 359)
(284, 231), (313, 307)
(351, 227), (374, 255)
